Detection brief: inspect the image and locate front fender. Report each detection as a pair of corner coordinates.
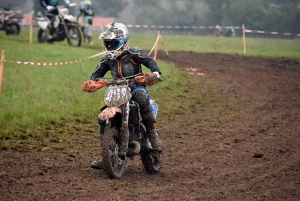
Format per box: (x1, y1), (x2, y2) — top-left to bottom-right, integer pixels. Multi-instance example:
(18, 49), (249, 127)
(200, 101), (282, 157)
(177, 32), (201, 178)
(37, 18), (49, 30)
(98, 107), (122, 121)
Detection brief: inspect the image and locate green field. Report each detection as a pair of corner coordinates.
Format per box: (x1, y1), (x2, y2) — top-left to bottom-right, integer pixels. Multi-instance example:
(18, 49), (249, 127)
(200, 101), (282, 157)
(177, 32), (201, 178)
(0, 27), (299, 149)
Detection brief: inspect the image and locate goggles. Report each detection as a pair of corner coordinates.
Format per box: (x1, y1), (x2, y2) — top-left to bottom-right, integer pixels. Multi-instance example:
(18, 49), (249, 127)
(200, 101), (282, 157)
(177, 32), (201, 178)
(103, 35), (129, 51)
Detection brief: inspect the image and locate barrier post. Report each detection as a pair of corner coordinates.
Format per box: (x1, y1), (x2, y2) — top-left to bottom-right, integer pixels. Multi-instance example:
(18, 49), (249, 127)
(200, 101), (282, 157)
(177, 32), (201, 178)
(159, 34), (176, 68)
(29, 14), (33, 44)
(242, 24), (246, 55)
(153, 30), (160, 61)
(0, 50), (5, 93)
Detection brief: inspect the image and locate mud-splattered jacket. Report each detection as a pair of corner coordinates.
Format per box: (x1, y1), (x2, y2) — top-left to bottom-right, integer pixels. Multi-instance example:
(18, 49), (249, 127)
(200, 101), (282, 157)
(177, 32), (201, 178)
(90, 47), (161, 81)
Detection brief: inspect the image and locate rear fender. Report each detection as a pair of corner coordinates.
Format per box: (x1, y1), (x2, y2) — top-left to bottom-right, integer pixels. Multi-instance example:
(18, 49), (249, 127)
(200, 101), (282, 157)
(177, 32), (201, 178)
(98, 107), (122, 121)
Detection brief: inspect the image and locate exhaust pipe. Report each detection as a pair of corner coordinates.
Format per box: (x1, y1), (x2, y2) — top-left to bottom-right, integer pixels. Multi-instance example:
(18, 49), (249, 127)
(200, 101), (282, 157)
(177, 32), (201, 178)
(127, 141), (141, 156)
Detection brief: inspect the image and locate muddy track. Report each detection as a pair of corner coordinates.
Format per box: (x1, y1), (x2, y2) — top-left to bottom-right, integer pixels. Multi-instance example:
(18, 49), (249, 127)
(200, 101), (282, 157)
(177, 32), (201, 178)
(1, 52), (300, 201)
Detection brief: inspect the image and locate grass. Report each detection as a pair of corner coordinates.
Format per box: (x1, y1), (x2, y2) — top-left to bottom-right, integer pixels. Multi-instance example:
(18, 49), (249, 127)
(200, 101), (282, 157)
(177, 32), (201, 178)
(156, 35), (300, 59)
(0, 26), (299, 149)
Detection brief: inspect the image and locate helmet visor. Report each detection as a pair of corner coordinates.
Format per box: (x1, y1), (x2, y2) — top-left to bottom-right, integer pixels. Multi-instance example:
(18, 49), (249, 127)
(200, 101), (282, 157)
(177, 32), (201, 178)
(103, 39), (122, 51)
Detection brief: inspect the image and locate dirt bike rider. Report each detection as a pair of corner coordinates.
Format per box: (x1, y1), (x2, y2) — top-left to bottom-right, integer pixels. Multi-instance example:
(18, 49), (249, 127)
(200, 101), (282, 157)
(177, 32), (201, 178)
(0, 6), (10, 29)
(39, 0), (71, 40)
(81, 23), (163, 170)
(77, 0), (94, 45)
(214, 25), (223, 36)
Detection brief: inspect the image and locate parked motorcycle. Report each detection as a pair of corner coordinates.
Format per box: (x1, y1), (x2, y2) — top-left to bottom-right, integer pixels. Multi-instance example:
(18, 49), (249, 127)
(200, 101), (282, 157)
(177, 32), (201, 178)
(98, 74), (163, 179)
(0, 7), (21, 35)
(36, 3), (81, 47)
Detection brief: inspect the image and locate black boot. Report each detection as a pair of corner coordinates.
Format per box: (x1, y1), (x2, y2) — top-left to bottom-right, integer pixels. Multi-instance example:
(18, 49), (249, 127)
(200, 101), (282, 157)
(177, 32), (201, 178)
(147, 128), (162, 150)
(91, 121), (106, 170)
(142, 112), (162, 150)
(90, 159), (104, 170)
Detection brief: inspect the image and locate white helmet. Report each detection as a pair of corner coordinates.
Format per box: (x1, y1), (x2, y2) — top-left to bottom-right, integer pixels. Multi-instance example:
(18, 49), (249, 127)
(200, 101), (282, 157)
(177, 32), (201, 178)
(99, 23), (129, 59)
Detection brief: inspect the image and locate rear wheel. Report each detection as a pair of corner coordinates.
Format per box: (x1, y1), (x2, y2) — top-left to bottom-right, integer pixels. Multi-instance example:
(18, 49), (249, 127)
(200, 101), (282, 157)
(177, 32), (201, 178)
(66, 25), (81, 47)
(141, 136), (163, 175)
(141, 149), (163, 175)
(102, 127), (125, 179)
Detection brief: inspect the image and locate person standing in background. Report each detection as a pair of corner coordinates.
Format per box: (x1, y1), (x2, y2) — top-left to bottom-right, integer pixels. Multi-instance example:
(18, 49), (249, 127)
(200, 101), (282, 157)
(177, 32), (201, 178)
(214, 25), (223, 36)
(231, 26), (235, 37)
(225, 26), (235, 37)
(77, 0), (94, 45)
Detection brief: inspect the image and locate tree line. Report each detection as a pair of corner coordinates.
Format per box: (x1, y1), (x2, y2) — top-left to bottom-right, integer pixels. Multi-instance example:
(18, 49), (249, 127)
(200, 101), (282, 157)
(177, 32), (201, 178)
(132, 0), (300, 34)
(29, 0), (300, 34)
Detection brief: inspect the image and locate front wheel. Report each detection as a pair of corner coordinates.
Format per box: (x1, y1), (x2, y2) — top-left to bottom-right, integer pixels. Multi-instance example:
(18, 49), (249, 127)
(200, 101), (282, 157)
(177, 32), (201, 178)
(66, 25), (81, 47)
(102, 127), (125, 179)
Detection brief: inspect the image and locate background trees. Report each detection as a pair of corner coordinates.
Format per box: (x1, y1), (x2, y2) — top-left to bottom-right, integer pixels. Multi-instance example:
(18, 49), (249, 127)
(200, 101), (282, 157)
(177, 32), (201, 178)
(132, 0), (300, 33)
(1, 0), (299, 33)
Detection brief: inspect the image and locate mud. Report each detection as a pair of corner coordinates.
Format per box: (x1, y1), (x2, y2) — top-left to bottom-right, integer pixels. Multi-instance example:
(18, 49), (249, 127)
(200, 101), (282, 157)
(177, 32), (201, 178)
(1, 52), (300, 201)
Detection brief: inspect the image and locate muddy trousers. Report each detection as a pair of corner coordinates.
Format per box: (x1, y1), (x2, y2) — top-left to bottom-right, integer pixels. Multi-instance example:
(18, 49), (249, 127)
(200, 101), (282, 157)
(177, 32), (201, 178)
(83, 16), (93, 43)
(130, 85), (162, 149)
(46, 9), (59, 36)
(141, 112), (162, 149)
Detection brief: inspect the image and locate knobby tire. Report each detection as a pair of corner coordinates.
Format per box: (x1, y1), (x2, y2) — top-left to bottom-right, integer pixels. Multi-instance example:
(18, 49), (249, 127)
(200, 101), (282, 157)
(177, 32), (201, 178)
(102, 127), (125, 179)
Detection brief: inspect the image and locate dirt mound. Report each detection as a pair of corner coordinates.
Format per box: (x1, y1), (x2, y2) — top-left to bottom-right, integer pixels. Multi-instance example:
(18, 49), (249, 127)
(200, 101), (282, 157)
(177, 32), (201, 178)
(1, 52), (299, 201)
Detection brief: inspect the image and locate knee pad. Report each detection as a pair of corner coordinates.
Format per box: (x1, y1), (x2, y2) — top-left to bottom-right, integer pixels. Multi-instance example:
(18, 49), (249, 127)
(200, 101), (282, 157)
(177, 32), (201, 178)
(141, 112), (156, 129)
(132, 90), (152, 114)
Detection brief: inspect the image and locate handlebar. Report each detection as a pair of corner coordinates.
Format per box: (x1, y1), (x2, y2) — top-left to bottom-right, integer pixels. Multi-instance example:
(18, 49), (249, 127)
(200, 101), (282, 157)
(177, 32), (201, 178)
(107, 79), (135, 87)
(96, 73), (163, 87)
(103, 76), (139, 87)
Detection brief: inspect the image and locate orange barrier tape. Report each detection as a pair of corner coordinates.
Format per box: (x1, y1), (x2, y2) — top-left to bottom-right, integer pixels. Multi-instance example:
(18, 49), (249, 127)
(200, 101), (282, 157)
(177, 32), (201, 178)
(4, 51), (106, 66)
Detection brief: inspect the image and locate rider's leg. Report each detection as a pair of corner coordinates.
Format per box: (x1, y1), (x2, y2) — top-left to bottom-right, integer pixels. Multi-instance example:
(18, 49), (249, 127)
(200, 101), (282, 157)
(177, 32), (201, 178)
(90, 106), (107, 170)
(90, 119), (106, 169)
(141, 111), (162, 150)
(87, 33), (93, 44)
(131, 86), (162, 150)
(46, 14), (55, 38)
(85, 17), (93, 44)
(46, 9), (58, 39)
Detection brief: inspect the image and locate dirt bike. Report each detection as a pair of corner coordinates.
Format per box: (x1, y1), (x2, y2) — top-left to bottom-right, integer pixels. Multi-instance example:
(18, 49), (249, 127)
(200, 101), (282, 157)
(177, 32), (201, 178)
(36, 3), (81, 47)
(98, 74), (163, 179)
(0, 7), (21, 35)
